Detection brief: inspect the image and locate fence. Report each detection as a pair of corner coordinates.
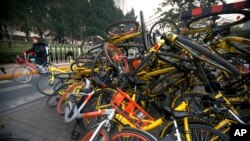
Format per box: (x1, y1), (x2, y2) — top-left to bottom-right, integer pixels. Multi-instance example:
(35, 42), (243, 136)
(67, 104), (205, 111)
(48, 43), (89, 64)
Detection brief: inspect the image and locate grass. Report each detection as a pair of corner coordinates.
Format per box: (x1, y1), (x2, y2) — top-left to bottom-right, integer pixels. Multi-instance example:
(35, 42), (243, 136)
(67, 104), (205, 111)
(0, 40), (32, 53)
(0, 40), (32, 64)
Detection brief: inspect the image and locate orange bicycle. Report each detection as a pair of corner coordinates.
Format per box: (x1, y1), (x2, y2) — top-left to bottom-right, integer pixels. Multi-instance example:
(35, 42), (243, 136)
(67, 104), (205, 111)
(12, 51), (48, 83)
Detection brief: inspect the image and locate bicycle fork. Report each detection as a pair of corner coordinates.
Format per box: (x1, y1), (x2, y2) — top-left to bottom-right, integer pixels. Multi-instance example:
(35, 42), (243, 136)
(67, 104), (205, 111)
(89, 109), (115, 141)
(161, 118), (182, 141)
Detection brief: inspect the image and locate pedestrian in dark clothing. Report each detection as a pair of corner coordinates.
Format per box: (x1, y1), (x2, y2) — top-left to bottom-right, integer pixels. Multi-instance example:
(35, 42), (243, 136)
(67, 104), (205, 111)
(0, 67), (6, 74)
(26, 36), (49, 65)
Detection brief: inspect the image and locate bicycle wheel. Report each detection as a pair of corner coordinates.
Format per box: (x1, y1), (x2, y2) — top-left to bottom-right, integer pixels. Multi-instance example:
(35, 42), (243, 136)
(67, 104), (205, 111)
(36, 73), (59, 96)
(149, 19), (180, 46)
(106, 20), (139, 36)
(91, 50), (112, 88)
(225, 37), (250, 56)
(82, 128), (110, 141)
(172, 34), (241, 76)
(140, 11), (149, 52)
(187, 10), (250, 30)
(78, 88), (115, 129)
(56, 82), (85, 115)
(161, 123), (229, 141)
(12, 66), (33, 83)
(220, 53), (250, 74)
(46, 94), (61, 108)
(81, 36), (104, 54)
(46, 80), (72, 108)
(103, 42), (129, 74)
(111, 128), (158, 141)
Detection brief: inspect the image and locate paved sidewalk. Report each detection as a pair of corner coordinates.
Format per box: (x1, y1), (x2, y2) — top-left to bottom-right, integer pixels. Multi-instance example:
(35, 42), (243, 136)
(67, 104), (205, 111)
(0, 63), (80, 141)
(0, 97), (83, 141)
(0, 63), (162, 140)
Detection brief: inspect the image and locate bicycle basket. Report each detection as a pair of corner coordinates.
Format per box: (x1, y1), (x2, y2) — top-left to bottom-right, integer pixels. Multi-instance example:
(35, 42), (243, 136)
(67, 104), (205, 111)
(110, 88), (155, 128)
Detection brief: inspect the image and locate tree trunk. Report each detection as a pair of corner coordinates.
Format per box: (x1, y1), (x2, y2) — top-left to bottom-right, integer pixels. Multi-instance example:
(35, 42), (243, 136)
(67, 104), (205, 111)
(0, 27), (4, 40)
(38, 27), (43, 38)
(8, 35), (13, 48)
(25, 31), (30, 41)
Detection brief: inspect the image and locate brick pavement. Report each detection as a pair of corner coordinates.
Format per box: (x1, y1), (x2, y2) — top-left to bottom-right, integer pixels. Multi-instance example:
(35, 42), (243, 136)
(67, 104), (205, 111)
(0, 96), (163, 141)
(0, 97), (85, 141)
(0, 63), (83, 141)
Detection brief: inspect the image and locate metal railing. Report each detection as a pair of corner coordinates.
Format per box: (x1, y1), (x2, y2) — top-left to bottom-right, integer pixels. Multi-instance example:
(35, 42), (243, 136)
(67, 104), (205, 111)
(48, 43), (81, 64)
(48, 42), (102, 64)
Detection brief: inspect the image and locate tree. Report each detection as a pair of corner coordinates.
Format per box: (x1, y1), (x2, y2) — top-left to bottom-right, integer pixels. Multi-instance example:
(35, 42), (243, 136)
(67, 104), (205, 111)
(0, 0), (28, 47)
(0, 0), (137, 44)
(29, 0), (51, 37)
(125, 8), (137, 21)
(157, 0), (216, 25)
(83, 0), (125, 38)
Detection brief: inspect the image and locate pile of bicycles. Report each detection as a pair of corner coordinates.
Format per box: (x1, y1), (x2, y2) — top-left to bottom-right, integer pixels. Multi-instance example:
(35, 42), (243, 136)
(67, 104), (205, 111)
(31, 6), (250, 141)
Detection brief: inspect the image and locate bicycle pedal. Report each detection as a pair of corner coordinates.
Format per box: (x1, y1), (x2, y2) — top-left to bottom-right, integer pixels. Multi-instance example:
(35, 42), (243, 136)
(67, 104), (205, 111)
(71, 130), (80, 140)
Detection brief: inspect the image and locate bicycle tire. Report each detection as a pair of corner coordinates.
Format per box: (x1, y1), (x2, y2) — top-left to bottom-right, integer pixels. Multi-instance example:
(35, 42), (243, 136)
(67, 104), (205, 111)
(148, 70), (184, 97)
(46, 83), (71, 108)
(36, 73), (59, 96)
(81, 36), (104, 54)
(103, 42), (129, 74)
(12, 66), (33, 83)
(140, 11), (149, 52)
(187, 10), (250, 30)
(111, 127), (157, 141)
(161, 123), (229, 141)
(220, 53), (250, 74)
(225, 37), (250, 56)
(54, 72), (75, 80)
(46, 94), (61, 108)
(72, 55), (95, 71)
(174, 34), (241, 77)
(82, 128), (110, 141)
(56, 82), (85, 115)
(91, 50), (111, 88)
(106, 20), (139, 36)
(46, 81), (72, 108)
(78, 88), (115, 129)
(149, 19), (180, 46)
(53, 79), (70, 91)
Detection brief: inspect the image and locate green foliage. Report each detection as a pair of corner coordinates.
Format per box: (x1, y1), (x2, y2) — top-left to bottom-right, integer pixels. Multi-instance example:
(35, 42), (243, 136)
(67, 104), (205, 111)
(158, 0), (216, 24)
(0, 41), (32, 63)
(0, 0), (137, 43)
(125, 8), (137, 21)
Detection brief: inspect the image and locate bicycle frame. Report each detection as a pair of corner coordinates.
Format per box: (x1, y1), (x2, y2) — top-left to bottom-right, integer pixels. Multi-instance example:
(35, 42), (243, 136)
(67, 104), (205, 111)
(62, 79), (116, 141)
(202, 91), (248, 134)
(108, 32), (141, 44)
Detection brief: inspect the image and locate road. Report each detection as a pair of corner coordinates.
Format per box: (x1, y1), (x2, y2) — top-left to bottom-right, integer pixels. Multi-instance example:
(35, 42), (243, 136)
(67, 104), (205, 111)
(0, 75), (45, 112)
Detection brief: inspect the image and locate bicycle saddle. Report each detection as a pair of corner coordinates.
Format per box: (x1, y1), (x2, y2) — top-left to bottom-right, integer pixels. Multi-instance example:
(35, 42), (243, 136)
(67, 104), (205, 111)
(163, 106), (189, 119)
